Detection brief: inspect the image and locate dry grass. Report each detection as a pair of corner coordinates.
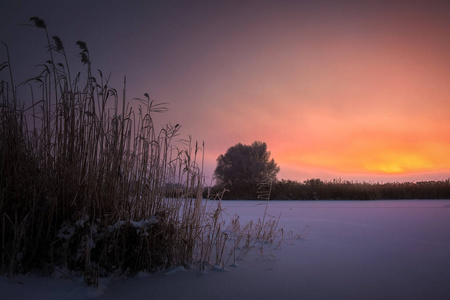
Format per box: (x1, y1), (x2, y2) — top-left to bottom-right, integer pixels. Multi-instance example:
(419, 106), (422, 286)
(193, 178), (307, 268)
(0, 17), (300, 285)
(0, 18), (210, 284)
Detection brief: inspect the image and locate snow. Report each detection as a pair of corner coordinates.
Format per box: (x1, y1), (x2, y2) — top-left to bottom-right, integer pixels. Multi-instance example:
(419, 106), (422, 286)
(2, 200), (450, 300)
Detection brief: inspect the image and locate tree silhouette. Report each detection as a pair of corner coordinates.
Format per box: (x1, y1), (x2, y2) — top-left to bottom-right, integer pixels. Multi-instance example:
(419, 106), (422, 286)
(214, 141), (279, 198)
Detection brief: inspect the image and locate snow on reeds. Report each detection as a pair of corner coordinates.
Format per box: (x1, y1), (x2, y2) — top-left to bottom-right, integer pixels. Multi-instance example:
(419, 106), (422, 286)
(0, 17), (296, 285)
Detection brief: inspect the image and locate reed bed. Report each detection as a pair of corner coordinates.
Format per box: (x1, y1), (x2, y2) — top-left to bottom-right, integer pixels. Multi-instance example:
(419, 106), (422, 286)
(0, 17), (206, 284)
(1, 18), (295, 285)
(271, 178), (450, 200)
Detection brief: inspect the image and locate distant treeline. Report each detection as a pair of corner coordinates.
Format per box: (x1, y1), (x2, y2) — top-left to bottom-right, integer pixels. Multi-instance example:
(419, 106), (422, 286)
(208, 178), (450, 200)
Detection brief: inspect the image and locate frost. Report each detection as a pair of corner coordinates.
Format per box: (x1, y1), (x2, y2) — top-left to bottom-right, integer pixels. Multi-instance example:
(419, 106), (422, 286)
(57, 222), (76, 240)
(212, 265), (228, 272)
(105, 218), (159, 237)
(75, 216), (90, 228)
(87, 237), (96, 249)
(163, 266), (185, 275)
(131, 217), (158, 236)
(130, 217), (158, 228)
(108, 220), (126, 232)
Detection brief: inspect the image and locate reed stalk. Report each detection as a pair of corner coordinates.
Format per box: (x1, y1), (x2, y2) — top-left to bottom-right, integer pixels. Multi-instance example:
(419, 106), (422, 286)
(0, 18), (212, 283)
(1, 18), (299, 284)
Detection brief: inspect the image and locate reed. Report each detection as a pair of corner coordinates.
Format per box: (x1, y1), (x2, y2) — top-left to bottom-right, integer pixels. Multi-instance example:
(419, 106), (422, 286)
(0, 17), (210, 285)
(0, 18), (299, 285)
(271, 178), (450, 200)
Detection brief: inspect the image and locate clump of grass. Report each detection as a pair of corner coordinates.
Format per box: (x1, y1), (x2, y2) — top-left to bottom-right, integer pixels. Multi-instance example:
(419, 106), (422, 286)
(192, 178), (307, 269)
(1, 18), (306, 285)
(0, 17), (210, 285)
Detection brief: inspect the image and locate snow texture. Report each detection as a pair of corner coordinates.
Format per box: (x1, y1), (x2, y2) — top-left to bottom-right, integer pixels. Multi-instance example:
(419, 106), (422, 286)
(2, 200), (450, 300)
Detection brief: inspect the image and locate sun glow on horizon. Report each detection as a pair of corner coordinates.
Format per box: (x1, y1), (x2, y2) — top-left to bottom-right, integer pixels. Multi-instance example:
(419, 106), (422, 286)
(266, 124), (450, 181)
(2, 0), (450, 186)
(132, 1), (450, 184)
(361, 151), (437, 174)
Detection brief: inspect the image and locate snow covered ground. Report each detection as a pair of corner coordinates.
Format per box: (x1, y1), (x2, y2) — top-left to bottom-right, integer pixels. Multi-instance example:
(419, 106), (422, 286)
(2, 200), (450, 300)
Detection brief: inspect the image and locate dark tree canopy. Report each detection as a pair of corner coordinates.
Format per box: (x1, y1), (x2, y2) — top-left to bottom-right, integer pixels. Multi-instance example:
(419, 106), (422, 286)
(214, 141), (280, 193)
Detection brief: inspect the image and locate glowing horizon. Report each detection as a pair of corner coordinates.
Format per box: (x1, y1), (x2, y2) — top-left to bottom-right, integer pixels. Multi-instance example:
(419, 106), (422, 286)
(180, 1), (450, 183)
(2, 1), (450, 183)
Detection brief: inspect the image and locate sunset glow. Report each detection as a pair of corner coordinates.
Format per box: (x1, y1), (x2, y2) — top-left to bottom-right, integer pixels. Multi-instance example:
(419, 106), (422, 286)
(2, 0), (450, 183)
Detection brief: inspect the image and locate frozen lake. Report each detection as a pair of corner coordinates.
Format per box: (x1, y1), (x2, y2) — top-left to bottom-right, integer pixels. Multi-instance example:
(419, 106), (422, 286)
(2, 200), (450, 300)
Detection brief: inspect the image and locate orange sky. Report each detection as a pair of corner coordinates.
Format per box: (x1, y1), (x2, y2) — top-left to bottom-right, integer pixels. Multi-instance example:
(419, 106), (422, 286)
(2, 0), (450, 183)
(164, 1), (450, 182)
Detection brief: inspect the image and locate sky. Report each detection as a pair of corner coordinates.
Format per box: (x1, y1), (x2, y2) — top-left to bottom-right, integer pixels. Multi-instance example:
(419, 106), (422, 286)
(1, 0), (450, 184)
